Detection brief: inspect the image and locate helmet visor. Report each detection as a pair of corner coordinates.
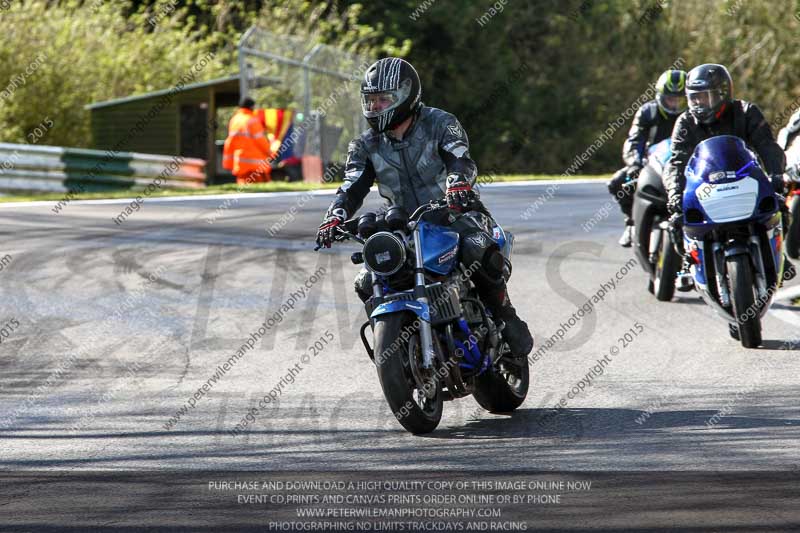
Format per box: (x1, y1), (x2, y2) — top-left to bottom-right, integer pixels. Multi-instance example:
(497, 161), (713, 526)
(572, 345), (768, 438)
(687, 89), (723, 115)
(658, 93), (687, 115)
(361, 79), (411, 119)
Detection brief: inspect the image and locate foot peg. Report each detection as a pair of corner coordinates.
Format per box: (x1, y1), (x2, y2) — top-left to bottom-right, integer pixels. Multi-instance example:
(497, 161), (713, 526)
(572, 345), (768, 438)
(675, 272), (694, 292)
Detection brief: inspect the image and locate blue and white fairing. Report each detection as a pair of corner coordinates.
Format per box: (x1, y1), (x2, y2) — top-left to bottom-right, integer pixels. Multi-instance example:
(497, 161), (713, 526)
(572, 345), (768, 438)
(683, 135), (778, 231)
(681, 135), (783, 294)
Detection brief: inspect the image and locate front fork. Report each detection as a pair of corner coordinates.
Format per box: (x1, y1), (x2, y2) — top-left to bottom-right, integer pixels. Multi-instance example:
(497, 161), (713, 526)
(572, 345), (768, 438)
(367, 226), (435, 369)
(748, 231), (768, 300)
(413, 227), (436, 369)
(712, 241), (731, 307)
(710, 225), (770, 308)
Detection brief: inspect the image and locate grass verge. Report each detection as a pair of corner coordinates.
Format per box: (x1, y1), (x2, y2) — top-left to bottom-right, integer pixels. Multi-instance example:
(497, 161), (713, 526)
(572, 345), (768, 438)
(0, 174), (609, 203)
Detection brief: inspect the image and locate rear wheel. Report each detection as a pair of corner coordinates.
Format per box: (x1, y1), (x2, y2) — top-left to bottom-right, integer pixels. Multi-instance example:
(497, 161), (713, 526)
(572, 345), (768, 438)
(786, 195), (800, 259)
(373, 313), (443, 434)
(654, 228), (679, 301)
(473, 343), (529, 413)
(727, 255), (762, 348)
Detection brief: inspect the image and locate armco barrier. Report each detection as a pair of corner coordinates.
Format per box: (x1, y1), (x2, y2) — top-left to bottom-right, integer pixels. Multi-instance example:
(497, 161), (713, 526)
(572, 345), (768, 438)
(0, 142), (206, 193)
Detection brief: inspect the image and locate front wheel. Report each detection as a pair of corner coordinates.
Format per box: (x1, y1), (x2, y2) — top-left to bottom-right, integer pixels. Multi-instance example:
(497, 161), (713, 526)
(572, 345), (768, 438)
(727, 254), (762, 348)
(472, 344), (529, 413)
(373, 313), (443, 434)
(654, 228), (679, 301)
(786, 195), (800, 259)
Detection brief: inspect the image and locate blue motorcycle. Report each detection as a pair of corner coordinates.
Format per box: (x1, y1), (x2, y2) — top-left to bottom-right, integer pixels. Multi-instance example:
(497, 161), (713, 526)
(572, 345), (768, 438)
(682, 135), (785, 348)
(324, 199), (529, 434)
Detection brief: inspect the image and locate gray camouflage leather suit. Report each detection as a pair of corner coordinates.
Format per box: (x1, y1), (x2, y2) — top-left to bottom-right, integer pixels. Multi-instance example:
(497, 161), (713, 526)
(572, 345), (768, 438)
(327, 105), (501, 301)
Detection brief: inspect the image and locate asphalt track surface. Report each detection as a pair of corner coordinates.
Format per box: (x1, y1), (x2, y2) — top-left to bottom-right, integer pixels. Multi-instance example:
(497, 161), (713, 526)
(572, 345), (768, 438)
(1, 181), (799, 530)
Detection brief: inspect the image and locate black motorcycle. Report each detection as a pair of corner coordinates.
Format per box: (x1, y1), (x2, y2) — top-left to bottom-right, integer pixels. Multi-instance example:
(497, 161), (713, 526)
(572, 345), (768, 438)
(631, 138), (681, 301)
(319, 199), (529, 434)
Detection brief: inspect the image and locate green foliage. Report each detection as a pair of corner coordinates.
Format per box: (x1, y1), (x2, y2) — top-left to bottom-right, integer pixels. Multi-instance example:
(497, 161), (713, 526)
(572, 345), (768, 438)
(0, 0), (228, 147)
(4, 0), (800, 173)
(344, 0), (800, 173)
(0, 173), (607, 203)
(0, 0), (391, 149)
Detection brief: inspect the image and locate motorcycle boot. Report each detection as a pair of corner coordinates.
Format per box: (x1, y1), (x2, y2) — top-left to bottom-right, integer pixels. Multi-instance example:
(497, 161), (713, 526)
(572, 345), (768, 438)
(675, 253), (695, 292)
(780, 248), (796, 281)
(618, 218), (634, 248)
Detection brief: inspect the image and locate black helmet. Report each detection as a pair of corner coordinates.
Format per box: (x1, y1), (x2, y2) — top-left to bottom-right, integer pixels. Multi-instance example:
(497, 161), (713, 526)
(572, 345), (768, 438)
(655, 69), (687, 116)
(685, 64), (733, 124)
(360, 58), (422, 133)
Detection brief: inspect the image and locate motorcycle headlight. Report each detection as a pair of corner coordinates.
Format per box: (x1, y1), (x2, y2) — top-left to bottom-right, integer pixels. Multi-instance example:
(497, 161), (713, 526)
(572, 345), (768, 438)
(363, 231), (406, 276)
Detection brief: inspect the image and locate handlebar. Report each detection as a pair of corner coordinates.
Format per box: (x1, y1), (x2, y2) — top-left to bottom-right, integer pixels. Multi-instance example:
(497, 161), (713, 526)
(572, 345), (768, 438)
(337, 227), (365, 244)
(313, 225), (364, 251)
(409, 198), (449, 222)
(315, 199), (450, 251)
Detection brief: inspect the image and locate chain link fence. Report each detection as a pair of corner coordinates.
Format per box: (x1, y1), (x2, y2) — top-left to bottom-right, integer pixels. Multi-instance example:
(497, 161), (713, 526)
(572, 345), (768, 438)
(238, 27), (368, 177)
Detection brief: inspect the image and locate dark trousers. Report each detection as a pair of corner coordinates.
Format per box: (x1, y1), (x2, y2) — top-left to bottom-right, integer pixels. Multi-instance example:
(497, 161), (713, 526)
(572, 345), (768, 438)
(607, 166), (637, 223)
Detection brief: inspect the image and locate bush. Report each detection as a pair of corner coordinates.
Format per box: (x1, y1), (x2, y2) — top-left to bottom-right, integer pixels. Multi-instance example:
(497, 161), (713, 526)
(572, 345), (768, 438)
(0, 0), (393, 150)
(0, 0), (233, 148)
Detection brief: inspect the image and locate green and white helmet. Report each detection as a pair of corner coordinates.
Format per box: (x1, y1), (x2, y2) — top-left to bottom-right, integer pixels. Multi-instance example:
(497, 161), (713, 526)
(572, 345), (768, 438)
(655, 69), (688, 116)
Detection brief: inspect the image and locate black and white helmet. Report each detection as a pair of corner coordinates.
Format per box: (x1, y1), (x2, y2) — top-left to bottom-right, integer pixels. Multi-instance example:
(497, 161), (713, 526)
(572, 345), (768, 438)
(360, 58), (422, 133)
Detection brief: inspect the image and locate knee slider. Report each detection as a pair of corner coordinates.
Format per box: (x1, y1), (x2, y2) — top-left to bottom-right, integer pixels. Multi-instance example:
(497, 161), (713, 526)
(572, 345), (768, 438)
(482, 248), (505, 280)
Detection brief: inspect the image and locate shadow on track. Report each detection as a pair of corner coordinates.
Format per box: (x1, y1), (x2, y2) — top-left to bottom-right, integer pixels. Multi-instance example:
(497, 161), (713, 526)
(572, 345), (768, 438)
(426, 407), (800, 441)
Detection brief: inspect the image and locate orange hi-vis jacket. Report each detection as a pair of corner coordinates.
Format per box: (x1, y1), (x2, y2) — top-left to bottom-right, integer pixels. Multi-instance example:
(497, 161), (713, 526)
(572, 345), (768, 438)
(222, 108), (272, 176)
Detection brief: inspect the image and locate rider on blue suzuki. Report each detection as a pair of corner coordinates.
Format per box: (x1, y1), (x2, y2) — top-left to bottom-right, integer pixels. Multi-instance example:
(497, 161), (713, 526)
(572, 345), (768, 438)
(315, 58), (533, 359)
(663, 63), (797, 287)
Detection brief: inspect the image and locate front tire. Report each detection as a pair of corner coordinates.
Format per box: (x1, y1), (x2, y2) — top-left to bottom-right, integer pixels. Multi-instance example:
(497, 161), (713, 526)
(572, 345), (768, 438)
(654, 228), (679, 301)
(373, 313), (443, 434)
(472, 344), (529, 413)
(727, 255), (762, 348)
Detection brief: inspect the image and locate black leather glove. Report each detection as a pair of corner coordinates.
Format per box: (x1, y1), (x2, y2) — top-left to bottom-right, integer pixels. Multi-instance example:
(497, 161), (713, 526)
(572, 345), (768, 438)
(621, 164), (641, 195)
(770, 173), (788, 196)
(786, 165), (800, 184)
(627, 163), (643, 181)
(316, 207), (347, 249)
(445, 174), (477, 211)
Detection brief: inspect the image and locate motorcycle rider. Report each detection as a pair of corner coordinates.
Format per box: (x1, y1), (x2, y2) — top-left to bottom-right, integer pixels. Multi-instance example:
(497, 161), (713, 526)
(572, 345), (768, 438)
(609, 69), (687, 247)
(663, 63), (796, 289)
(315, 57), (533, 359)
